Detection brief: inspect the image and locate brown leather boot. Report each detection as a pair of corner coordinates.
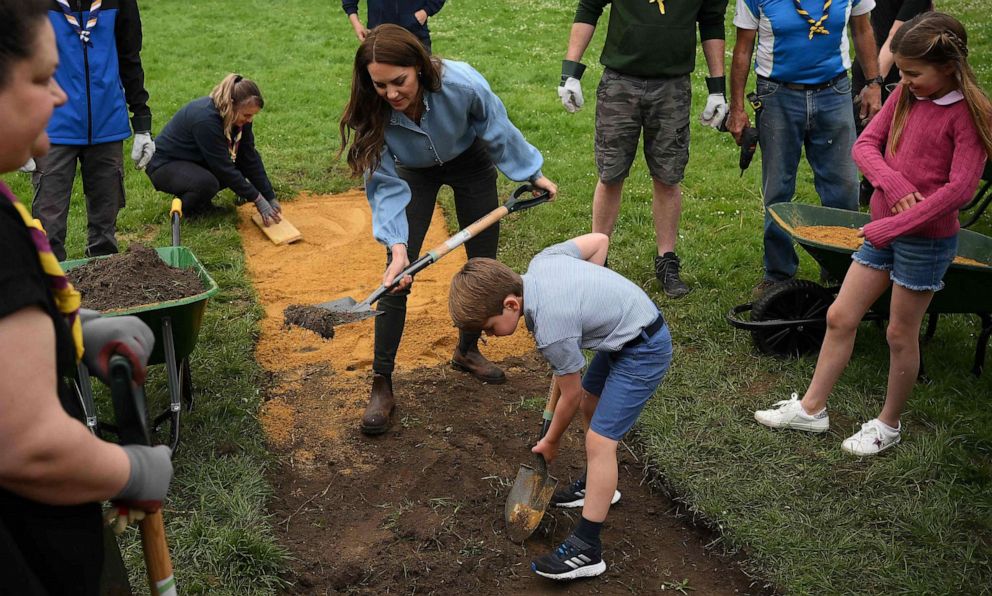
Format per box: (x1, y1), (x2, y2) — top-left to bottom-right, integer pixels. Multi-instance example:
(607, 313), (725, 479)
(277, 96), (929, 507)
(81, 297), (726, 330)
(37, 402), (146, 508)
(451, 348), (507, 384)
(361, 374), (395, 435)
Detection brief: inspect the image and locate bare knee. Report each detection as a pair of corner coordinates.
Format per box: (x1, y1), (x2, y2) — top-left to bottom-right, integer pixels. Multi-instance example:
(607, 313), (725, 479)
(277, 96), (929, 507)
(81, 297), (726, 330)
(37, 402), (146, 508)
(585, 430), (618, 459)
(825, 302), (860, 333)
(886, 320), (918, 353)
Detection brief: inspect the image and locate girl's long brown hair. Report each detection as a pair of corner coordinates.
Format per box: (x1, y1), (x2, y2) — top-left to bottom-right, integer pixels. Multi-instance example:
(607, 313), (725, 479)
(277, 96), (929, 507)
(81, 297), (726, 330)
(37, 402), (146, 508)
(888, 12), (992, 159)
(338, 24), (442, 177)
(209, 73), (264, 143)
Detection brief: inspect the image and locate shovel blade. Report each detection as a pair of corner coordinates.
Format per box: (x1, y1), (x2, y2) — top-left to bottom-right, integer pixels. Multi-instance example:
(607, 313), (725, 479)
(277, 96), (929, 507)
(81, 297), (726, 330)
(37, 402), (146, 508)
(314, 297), (382, 326)
(504, 463), (558, 543)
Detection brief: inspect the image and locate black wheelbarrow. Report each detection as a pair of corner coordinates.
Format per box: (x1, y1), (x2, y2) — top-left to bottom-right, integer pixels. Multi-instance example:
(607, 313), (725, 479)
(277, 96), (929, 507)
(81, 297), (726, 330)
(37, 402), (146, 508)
(727, 203), (992, 375)
(63, 199), (220, 451)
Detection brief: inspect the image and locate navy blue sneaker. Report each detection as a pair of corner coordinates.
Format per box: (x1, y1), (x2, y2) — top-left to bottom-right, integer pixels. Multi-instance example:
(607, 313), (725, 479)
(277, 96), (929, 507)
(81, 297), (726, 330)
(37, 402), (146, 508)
(549, 477), (621, 509)
(532, 534), (606, 580)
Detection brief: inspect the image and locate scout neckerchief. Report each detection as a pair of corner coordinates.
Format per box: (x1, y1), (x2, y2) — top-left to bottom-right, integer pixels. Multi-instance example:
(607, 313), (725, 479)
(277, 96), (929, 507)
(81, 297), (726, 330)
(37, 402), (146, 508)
(56, 0), (102, 46)
(649, 0), (665, 14)
(793, 0), (831, 39)
(0, 182), (84, 360)
(226, 127), (243, 161)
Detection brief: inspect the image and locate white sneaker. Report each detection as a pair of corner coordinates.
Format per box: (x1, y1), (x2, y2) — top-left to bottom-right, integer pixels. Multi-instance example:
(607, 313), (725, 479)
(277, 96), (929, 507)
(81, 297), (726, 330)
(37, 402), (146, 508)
(842, 419), (901, 456)
(754, 393), (829, 433)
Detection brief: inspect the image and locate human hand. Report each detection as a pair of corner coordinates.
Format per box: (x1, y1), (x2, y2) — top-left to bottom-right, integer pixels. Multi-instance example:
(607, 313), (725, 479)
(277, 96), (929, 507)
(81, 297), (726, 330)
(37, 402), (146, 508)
(558, 77), (584, 113)
(18, 158), (36, 173)
(254, 195), (281, 226)
(859, 85), (882, 123)
(531, 437), (559, 465)
(892, 191), (925, 214)
(532, 176), (558, 200)
(414, 9), (427, 25)
(352, 22), (369, 41)
(111, 445), (173, 520)
(726, 106), (750, 145)
(700, 94), (729, 130)
(856, 227), (865, 238)
(384, 244), (412, 292)
(82, 313), (155, 385)
(269, 198), (282, 214)
(131, 132), (155, 170)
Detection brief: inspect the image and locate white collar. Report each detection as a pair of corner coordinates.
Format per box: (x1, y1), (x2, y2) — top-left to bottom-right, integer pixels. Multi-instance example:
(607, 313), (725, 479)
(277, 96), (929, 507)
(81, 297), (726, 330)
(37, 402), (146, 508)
(914, 89), (964, 105)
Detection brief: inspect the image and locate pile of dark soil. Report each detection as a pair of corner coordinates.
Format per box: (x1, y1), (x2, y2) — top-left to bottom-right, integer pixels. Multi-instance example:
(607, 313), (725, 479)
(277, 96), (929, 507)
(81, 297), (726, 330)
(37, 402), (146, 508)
(268, 354), (769, 595)
(68, 244), (204, 311)
(283, 304), (373, 339)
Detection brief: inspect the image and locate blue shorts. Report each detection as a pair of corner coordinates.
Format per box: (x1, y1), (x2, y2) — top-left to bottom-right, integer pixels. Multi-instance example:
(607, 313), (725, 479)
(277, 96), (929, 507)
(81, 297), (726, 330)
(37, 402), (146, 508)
(581, 323), (673, 441)
(852, 235), (957, 292)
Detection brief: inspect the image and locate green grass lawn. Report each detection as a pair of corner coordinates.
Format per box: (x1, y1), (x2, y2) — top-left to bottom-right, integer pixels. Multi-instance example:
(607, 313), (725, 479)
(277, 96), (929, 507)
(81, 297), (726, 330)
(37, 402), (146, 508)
(2, 0), (990, 593)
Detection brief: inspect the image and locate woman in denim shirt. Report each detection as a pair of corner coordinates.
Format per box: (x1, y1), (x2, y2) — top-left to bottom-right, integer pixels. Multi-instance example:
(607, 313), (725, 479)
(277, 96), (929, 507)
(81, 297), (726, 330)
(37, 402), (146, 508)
(339, 24), (557, 435)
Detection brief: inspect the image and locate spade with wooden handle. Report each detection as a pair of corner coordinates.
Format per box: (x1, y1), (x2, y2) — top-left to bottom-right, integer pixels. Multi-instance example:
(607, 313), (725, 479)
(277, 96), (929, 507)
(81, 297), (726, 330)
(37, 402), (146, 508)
(504, 378), (561, 543)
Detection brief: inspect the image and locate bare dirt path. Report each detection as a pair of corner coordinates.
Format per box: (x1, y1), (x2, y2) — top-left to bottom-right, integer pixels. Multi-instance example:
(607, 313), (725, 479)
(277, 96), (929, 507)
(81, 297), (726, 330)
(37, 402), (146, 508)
(239, 192), (766, 594)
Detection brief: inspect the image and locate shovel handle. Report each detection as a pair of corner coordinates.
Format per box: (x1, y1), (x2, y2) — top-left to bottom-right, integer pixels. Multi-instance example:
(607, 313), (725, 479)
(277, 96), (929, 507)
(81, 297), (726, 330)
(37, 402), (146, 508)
(534, 378), (561, 475)
(364, 184), (551, 307)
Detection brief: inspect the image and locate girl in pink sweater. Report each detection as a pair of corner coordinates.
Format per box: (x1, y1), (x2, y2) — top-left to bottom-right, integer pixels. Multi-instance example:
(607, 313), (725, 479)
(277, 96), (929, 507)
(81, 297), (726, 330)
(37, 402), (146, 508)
(755, 12), (992, 456)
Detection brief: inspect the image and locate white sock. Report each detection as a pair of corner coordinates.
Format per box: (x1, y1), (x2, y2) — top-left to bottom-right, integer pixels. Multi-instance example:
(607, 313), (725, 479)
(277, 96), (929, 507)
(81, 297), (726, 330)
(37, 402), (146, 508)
(877, 419), (900, 434)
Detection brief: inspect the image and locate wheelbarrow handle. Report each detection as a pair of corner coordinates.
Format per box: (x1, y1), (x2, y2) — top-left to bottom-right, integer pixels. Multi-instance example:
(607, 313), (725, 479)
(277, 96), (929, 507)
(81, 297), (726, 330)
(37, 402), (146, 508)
(362, 184), (551, 308)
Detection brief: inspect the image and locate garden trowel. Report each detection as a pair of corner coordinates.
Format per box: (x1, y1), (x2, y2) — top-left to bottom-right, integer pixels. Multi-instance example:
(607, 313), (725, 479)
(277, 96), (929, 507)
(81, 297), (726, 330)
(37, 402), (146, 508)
(504, 378), (560, 543)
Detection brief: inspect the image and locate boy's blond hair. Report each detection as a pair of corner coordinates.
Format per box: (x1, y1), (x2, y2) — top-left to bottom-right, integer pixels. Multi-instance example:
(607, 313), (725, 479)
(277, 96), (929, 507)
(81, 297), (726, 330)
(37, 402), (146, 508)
(449, 258), (523, 331)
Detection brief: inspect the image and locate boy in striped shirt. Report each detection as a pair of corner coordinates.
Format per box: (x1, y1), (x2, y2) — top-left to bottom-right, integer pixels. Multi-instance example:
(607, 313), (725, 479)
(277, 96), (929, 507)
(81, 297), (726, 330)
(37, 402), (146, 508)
(448, 233), (673, 581)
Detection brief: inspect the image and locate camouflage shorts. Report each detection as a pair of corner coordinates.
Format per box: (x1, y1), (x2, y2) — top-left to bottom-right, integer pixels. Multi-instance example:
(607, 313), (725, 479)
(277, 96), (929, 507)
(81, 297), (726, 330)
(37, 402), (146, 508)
(595, 69), (691, 185)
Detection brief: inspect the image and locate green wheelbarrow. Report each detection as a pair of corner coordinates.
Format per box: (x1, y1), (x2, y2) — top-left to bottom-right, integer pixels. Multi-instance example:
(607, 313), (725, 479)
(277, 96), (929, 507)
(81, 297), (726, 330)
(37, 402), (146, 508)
(63, 199), (220, 452)
(727, 203), (992, 376)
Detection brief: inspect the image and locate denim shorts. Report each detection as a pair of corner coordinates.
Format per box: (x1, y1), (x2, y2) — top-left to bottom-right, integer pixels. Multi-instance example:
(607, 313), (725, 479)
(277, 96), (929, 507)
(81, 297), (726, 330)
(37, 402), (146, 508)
(852, 235), (958, 292)
(581, 323), (673, 441)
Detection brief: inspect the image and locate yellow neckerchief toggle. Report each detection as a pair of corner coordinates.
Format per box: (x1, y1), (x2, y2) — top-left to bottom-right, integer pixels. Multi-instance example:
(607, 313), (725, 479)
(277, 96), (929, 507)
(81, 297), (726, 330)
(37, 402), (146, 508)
(649, 0), (665, 15)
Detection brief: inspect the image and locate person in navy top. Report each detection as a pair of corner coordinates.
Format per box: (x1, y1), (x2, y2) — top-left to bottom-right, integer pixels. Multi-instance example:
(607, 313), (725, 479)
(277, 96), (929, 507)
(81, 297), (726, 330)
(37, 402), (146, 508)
(342, 0), (445, 52)
(26, 0), (155, 261)
(727, 0), (883, 296)
(338, 25), (557, 435)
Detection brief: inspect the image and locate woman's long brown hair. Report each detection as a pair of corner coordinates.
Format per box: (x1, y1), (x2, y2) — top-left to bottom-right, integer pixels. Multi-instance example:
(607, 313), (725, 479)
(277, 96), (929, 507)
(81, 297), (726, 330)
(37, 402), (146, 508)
(337, 24), (442, 177)
(888, 12), (992, 159)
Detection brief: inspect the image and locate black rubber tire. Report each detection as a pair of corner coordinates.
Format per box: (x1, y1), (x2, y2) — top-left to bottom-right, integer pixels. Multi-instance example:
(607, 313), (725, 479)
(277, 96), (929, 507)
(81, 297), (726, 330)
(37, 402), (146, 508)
(750, 279), (834, 357)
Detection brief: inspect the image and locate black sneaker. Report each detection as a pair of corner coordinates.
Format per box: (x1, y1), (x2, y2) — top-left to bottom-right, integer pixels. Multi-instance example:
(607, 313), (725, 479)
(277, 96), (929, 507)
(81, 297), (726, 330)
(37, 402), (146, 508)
(532, 534), (606, 580)
(550, 477), (621, 509)
(655, 252), (691, 298)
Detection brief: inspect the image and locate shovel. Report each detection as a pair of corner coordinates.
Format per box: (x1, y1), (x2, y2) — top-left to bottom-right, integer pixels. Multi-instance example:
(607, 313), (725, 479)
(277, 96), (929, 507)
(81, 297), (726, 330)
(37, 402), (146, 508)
(505, 378), (561, 543)
(108, 356), (178, 596)
(313, 184), (551, 327)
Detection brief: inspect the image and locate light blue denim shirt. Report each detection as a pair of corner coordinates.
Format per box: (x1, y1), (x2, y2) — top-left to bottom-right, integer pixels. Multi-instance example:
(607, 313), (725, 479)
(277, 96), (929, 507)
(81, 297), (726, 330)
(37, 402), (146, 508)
(365, 59), (544, 248)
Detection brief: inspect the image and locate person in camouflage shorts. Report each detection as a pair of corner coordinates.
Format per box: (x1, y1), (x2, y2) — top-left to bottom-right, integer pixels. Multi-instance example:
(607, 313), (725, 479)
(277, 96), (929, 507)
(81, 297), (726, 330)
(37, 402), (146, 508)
(559, 0), (729, 298)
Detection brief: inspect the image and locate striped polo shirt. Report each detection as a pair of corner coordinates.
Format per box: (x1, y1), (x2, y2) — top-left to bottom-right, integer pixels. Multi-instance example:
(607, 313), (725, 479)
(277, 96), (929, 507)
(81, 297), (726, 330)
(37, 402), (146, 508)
(734, 0), (874, 84)
(521, 241), (661, 376)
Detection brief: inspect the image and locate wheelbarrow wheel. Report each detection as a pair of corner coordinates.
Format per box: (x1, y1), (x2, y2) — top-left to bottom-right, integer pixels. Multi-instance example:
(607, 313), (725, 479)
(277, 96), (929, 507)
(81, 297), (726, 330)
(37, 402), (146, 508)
(179, 357), (193, 412)
(751, 279), (834, 357)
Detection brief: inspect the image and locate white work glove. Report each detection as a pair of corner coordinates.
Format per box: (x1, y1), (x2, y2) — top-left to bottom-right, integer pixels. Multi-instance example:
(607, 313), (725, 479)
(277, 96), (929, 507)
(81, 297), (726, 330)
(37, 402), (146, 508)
(700, 76), (729, 130)
(131, 132), (155, 170)
(558, 59), (587, 113)
(19, 158), (36, 173)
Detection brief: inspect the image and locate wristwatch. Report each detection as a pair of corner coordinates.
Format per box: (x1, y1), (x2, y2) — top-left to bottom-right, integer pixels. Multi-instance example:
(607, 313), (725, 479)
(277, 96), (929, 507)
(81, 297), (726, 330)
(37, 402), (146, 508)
(866, 75), (884, 87)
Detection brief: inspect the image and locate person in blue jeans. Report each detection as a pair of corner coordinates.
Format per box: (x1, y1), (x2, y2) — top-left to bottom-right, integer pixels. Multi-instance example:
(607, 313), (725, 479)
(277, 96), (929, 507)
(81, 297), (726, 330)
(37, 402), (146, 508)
(727, 0), (883, 296)
(342, 0), (445, 52)
(448, 233), (673, 581)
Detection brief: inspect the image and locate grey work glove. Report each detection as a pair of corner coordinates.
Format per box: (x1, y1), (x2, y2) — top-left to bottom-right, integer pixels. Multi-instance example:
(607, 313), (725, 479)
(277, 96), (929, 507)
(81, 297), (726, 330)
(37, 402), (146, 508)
(81, 310), (155, 385)
(254, 194), (282, 226)
(558, 59), (587, 113)
(19, 158), (36, 173)
(112, 444), (173, 511)
(269, 198), (282, 214)
(131, 132), (155, 170)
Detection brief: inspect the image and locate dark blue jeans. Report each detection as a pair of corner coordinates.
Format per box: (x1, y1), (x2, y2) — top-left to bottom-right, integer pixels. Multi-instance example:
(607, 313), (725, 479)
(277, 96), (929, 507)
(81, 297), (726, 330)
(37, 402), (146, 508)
(758, 76), (859, 281)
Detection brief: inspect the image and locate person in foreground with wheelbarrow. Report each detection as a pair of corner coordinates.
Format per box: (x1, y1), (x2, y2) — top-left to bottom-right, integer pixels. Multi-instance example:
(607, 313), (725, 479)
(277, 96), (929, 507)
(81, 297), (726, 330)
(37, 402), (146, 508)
(338, 24), (557, 435)
(755, 12), (992, 456)
(448, 233), (673, 581)
(146, 73), (283, 224)
(0, 1), (173, 592)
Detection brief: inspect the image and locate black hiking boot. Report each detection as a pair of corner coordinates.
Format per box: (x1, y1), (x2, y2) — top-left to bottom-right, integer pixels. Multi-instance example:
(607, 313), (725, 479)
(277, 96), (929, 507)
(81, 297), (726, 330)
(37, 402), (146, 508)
(655, 252), (691, 298)
(532, 534), (606, 580)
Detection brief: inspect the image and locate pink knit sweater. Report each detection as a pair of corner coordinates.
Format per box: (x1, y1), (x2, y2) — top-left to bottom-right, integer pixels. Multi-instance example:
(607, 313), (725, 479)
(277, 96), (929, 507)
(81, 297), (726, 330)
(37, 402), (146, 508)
(853, 85), (988, 248)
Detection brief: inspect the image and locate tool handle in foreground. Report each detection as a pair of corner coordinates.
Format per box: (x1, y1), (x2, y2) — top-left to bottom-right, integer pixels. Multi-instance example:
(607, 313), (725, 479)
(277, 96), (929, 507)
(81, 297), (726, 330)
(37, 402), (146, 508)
(141, 511), (177, 596)
(170, 198), (182, 248)
(534, 378), (562, 475)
